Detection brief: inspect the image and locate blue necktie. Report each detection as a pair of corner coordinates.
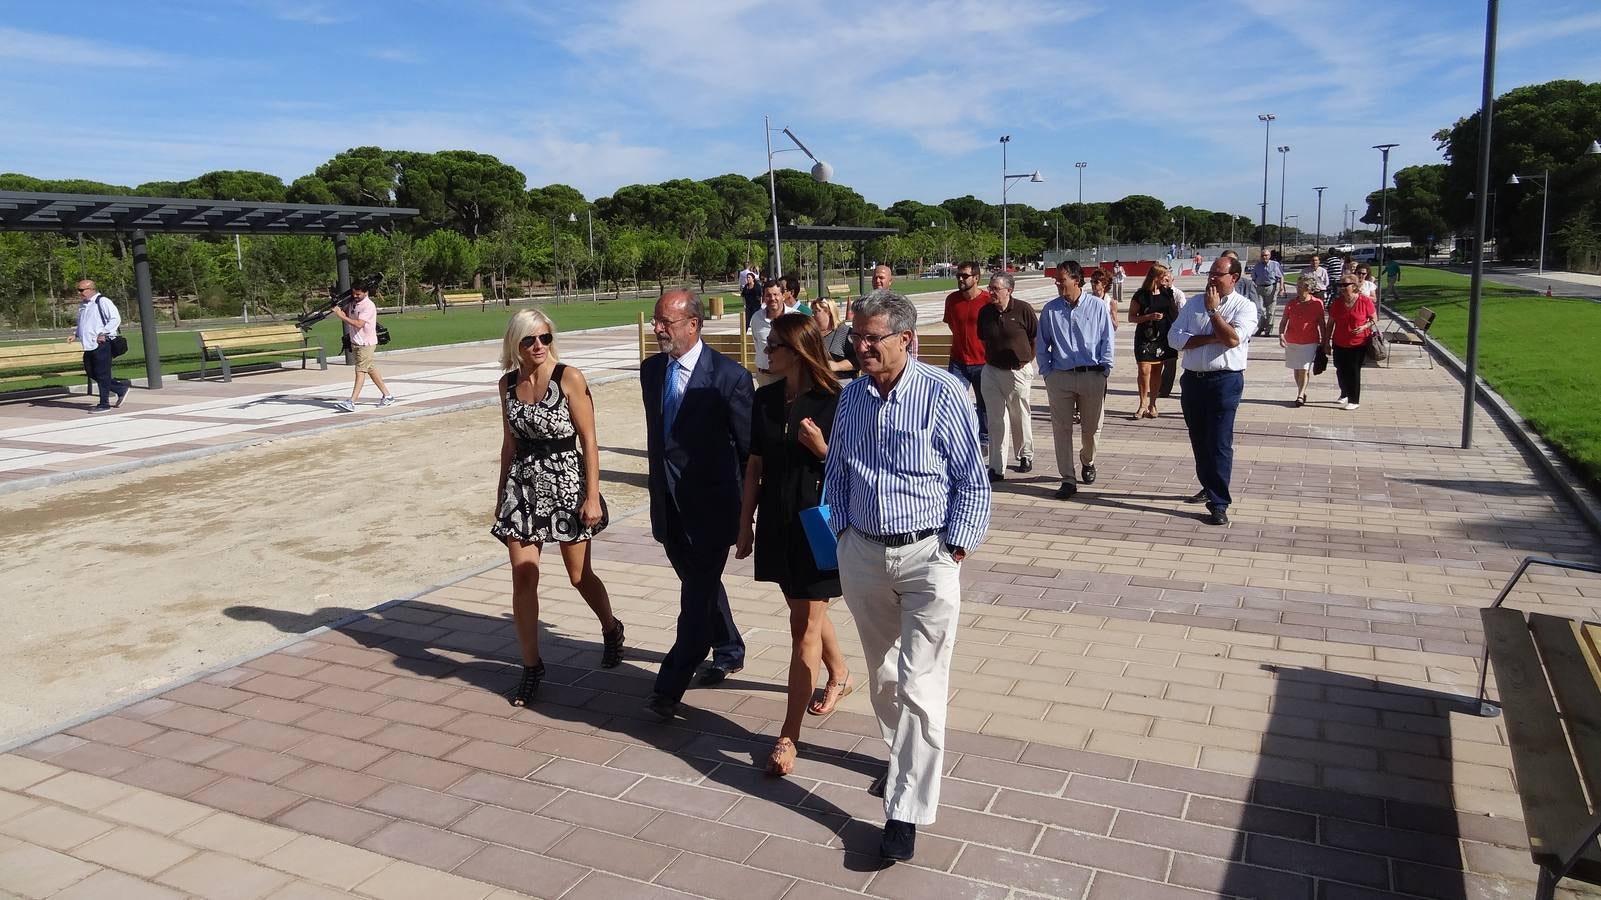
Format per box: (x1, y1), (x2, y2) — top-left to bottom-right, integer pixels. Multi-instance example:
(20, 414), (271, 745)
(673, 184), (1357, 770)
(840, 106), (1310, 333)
(662, 358), (683, 436)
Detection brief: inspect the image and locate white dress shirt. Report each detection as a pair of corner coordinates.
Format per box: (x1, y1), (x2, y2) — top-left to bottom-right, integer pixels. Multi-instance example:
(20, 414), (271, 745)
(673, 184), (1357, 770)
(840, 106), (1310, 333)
(75, 293), (121, 346)
(1167, 290), (1258, 372)
(750, 304), (798, 370)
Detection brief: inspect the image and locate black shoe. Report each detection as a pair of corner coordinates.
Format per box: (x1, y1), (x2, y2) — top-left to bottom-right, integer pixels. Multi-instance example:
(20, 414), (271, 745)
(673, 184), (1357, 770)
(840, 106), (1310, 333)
(1081, 463), (1097, 484)
(1184, 490), (1208, 504)
(87, 405), (112, 414)
(988, 469), (1003, 483)
(697, 664), (742, 686)
(111, 383), (129, 408)
(1053, 482), (1077, 500)
(506, 661), (544, 707)
(879, 819), (916, 861)
(600, 620), (626, 669)
(643, 694), (679, 721)
(1016, 458), (1033, 474)
(1206, 506), (1230, 526)
(868, 772), (887, 798)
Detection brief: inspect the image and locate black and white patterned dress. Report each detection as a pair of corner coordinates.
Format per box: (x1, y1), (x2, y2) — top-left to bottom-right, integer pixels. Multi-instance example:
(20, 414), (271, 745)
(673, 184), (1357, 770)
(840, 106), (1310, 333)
(491, 365), (608, 544)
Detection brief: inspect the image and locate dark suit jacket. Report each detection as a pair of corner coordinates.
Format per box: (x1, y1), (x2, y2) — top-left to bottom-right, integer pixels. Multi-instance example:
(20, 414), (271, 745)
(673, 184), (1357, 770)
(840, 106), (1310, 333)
(641, 343), (754, 548)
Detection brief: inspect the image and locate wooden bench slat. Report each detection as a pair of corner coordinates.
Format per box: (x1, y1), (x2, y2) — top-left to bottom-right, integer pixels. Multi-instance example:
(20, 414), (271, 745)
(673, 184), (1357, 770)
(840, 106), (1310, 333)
(0, 344), (91, 361)
(1531, 614), (1601, 798)
(1482, 607), (1593, 865)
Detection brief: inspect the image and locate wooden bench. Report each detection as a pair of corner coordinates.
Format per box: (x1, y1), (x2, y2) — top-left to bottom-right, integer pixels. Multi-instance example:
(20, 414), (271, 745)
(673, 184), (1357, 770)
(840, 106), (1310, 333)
(828, 283), (853, 300)
(913, 333), (953, 368)
(196, 324), (326, 382)
(1381, 306), (1435, 369)
(637, 313), (754, 372)
(440, 290), (486, 312)
(1476, 556), (1601, 900)
(0, 343), (94, 393)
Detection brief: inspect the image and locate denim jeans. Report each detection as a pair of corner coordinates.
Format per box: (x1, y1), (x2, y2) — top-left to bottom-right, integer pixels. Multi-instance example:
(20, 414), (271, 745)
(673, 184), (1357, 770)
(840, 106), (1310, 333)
(946, 361), (986, 440)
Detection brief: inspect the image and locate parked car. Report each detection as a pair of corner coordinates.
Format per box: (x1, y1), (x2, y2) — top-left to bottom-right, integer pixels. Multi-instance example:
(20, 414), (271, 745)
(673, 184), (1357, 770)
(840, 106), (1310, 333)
(1352, 247), (1379, 262)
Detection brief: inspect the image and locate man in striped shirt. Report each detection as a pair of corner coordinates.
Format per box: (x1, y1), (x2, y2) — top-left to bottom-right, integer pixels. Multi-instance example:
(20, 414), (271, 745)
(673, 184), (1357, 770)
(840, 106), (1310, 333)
(823, 289), (991, 862)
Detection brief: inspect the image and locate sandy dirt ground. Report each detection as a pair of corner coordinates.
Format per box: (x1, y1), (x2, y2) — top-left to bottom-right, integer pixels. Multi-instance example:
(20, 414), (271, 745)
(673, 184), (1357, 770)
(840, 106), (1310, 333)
(0, 378), (652, 744)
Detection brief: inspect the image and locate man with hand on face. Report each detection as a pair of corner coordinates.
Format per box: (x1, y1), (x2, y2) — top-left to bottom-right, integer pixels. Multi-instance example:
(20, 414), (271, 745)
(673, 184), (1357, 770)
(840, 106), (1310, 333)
(824, 289), (989, 863)
(751, 281), (799, 388)
(1168, 256), (1257, 526)
(1035, 260), (1114, 501)
(640, 290), (754, 720)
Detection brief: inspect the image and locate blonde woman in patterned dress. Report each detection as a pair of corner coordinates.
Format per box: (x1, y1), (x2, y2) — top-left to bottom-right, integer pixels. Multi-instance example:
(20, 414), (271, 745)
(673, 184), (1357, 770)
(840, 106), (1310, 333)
(492, 309), (625, 705)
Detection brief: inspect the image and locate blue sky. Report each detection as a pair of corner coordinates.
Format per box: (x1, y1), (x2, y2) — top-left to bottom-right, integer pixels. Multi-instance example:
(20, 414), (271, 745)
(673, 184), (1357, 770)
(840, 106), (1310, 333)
(6, 0), (1600, 234)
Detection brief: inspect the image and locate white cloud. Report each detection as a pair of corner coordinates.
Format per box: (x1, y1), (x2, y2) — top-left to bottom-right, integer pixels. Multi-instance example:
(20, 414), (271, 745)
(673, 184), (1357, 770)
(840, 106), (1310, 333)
(0, 27), (172, 67)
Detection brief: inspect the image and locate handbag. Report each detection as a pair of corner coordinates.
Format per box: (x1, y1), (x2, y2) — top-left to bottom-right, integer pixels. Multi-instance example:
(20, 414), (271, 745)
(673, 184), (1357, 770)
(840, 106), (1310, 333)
(1365, 328), (1388, 363)
(376, 323), (391, 346)
(1313, 345), (1328, 376)
(96, 297), (129, 357)
(799, 482), (838, 571)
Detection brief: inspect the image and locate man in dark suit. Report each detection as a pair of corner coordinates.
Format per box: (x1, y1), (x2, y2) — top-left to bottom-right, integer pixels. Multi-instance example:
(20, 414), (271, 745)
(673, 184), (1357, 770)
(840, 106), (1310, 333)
(641, 289), (754, 719)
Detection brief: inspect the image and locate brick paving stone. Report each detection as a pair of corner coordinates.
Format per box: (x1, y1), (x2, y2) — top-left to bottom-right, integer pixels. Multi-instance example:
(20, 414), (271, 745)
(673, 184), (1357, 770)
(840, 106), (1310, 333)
(454, 844), (589, 897)
(277, 764), (388, 806)
(357, 820), (484, 870)
(449, 805), (573, 855)
(0, 841), (102, 897)
(156, 849), (292, 899)
(867, 862), (1012, 900)
(953, 844), (1093, 898)
(538, 791), (660, 836)
(51, 867), (187, 900)
(272, 798), (391, 844)
(258, 834), (389, 890)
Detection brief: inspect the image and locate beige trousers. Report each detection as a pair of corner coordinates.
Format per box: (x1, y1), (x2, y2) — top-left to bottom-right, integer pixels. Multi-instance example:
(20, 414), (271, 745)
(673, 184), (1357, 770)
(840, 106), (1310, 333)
(1043, 369), (1106, 482)
(980, 363), (1034, 473)
(837, 528), (962, 825)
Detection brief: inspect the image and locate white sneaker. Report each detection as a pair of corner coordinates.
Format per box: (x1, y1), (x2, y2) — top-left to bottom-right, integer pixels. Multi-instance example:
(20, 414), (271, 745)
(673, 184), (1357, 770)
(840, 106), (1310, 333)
(1343, 401), (1360, 411)
(334, 400), (356, 412)
(378, 395), (397, 407)
(1336, 396), (1348, 404)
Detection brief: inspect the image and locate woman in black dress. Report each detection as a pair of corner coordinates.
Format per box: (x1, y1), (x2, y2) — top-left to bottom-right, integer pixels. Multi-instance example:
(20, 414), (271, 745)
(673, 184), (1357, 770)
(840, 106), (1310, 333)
(1128, 262), (1181, 419)
(493, 310), (624, 706)
(735, 313), (850, 776)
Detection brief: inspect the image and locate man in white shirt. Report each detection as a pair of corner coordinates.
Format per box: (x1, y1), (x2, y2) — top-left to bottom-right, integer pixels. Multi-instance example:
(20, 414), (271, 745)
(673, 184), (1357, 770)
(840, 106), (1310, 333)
(66, 280), (128, 412)
(1167, 256), (1257, 526)
(749, 281), (797, 387)
(1302, 255), (1329, 297)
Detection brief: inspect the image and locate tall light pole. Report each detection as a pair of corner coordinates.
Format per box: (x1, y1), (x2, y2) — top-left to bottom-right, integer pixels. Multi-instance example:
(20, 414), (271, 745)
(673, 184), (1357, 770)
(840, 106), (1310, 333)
(1075, 161), (1087, 209)
(999, 135), (1043, 272)
(569, 210), (596, 302)
(1506, 170), (1549, 275)
(1463, 0), (1498, 452)
(1277, 145), (1290, 258)
(1373, 143), (1399, 276)
(765, 115), (832, 276)
(1258, 113), (1275, 252)
(1313, 186), (1328, 248)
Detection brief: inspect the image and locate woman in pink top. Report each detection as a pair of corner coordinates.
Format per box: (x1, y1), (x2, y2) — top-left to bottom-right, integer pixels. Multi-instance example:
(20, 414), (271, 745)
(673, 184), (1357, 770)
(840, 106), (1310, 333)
(1324, 276), (1378, 411)
(1278, 279), (1327, 407)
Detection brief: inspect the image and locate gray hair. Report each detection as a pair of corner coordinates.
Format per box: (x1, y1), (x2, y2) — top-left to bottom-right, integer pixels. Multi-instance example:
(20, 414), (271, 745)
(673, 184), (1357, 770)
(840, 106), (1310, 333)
(988, 272), (1015, 291)
(852, 289), (917, 334)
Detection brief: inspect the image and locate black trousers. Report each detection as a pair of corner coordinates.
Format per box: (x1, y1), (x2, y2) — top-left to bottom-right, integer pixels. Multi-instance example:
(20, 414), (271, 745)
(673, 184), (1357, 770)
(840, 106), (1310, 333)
(652, 507), (745, 703)
(81, 343), (118, 406)
(1332, 345), (1365, 404)
(1179, 370), (1243, 511)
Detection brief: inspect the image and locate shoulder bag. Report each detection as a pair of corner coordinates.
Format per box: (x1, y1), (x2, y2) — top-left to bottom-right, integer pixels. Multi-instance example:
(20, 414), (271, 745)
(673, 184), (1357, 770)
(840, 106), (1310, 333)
(1365, 325), (1388, 363)
(97, 297), (129, 357)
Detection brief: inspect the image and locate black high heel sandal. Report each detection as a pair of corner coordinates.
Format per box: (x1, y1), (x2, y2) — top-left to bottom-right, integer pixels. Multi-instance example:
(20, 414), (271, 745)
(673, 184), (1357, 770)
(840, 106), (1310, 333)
(507, 661), (544, 707)
(600, 621), (626, 669)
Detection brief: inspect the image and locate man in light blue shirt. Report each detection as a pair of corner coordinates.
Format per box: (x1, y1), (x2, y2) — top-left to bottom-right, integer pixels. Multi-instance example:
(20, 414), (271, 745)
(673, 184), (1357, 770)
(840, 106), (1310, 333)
(66, 279), (128, 412)
(1035, 261), (1114, 500)
(1249, 250), (1283, 335)
(823, 289), (989, 862)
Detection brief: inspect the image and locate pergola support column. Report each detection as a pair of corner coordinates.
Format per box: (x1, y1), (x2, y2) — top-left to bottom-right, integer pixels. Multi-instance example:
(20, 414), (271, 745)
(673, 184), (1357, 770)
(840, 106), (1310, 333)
(815, 241), (825, 310)
(131, 229), (161, 388)
(334, 233), (351, 293)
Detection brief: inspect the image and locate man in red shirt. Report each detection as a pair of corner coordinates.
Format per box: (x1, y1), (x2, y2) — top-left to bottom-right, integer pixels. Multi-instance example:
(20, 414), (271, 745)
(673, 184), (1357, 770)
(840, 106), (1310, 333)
(943, 261), (992, 443)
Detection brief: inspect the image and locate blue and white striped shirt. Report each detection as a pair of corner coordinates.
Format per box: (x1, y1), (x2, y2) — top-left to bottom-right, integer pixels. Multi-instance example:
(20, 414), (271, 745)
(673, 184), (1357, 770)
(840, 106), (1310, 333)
(823, 359), (991, 552)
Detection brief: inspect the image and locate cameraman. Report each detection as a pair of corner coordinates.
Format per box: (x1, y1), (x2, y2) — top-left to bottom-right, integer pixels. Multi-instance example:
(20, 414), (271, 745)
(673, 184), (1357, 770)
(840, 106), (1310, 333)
(330, 281), (396, 411)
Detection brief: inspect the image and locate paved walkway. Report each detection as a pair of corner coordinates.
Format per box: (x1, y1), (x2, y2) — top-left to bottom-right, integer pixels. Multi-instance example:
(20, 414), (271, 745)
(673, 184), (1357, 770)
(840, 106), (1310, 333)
(6, 280), (1601, 899)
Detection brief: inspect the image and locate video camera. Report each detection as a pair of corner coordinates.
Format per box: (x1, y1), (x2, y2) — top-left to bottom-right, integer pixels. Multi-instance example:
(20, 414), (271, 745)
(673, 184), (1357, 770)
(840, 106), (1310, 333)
(295, 274), (383, 331)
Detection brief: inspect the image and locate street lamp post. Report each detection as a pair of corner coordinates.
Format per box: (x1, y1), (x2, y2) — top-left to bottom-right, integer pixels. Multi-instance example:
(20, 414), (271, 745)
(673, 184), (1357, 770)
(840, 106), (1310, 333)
(999, 135), (1043, 272)
(1258, 113), (1275, 252)
(1285, 215), (1299, 247)
(1313, 186), (1328, 249)
(1075, 161), (1087, 209)
(1506, 169), (1550, 275)
(569, 210), (596, 302)
(1463, 0), (1499, 452)
(1277, 145), (1290, 258)
(764, 115), (832, 276)
(1373, 143), (1399, 276)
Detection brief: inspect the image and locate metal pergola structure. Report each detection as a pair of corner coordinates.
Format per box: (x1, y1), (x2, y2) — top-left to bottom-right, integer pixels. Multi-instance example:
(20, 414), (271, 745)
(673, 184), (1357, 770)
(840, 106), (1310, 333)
(0, 191), (417, 388)
(739, 224), (899, 299)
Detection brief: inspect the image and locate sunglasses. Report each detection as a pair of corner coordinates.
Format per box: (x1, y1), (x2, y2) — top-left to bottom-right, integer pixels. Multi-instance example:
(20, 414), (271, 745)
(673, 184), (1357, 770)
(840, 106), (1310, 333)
(765, 341), (789, 353)
(957, 272), (975, 279)
(1341, 282), (1359, 288)
(519, 333), (555, 348)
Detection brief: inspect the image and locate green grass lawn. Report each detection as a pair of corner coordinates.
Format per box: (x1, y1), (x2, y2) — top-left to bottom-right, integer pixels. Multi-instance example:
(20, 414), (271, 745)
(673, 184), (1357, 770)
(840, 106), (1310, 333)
(1389, 265), (1601, 489)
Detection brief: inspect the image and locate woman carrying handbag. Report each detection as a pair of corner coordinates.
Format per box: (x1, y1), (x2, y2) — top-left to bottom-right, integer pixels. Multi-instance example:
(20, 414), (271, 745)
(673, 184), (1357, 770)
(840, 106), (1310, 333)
(1324, 277), (1378, 411)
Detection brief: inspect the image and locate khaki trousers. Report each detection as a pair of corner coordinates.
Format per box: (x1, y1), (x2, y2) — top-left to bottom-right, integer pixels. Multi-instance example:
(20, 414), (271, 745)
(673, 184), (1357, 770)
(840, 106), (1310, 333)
(980, 363), (1034, 473)
(838, 528), (962, 825)
(1043, 369), (1106, 482)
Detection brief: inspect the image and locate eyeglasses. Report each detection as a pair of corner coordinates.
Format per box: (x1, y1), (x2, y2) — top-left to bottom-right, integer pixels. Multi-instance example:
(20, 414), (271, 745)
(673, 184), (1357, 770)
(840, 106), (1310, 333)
(1207, 271), (1233, 278)
(765, 341), (789, 353)
(519, 333), (554, 348)
(956, 272), (975, 279)
(650, 316), (691, 328)
(78, 286), (93, 292)
(1340, 281), (1359, 288)
(846, 330), (901, 348)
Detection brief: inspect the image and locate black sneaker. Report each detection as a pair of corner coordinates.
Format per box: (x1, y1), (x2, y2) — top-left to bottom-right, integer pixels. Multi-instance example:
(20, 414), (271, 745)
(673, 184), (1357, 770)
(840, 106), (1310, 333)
(87, 405), (111, 414)
(1184, 490), (1208, 504)
(988, 469), (1003, 483)
(643, 694), (679, 721)
(696, 664), (742, 686)
(1053, 482), (1077, 500)
(1081, 463), (1097, 484)
(879, 819), (917, 861)
(1206, 506), (1230, 526)
(1016, 458), (1033, 473)
(111, 382), (129, 408)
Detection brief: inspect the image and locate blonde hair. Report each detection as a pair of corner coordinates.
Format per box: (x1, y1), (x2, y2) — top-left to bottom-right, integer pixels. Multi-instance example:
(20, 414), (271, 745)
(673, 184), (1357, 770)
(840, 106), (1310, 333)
(810, 297), (839, 331)
(499, 308), (558, 371)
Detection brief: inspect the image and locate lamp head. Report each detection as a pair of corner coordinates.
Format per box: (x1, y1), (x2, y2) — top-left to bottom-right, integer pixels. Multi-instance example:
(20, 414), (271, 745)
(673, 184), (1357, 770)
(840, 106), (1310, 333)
(568, 212), (577, 222)
(810, 160), (833, 183)
(1506, 174), (1520, 185)
(1589, 140), (1601, 155)
(1029, 171), (1044, 183)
